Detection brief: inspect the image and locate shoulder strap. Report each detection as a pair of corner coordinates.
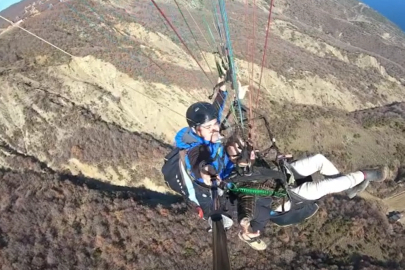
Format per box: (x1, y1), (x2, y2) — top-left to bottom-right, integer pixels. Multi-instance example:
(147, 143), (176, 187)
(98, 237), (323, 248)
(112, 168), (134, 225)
(178, 149), (195, 182)
(178, 148), (187, 164)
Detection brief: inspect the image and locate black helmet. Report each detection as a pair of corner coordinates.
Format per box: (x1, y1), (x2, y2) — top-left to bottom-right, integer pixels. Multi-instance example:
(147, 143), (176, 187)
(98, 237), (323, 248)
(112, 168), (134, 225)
(186, 102), (218, 128)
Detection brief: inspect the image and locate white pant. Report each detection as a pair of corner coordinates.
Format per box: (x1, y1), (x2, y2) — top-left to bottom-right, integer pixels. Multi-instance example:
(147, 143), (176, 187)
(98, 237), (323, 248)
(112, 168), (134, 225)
(275, 154), (365, 211)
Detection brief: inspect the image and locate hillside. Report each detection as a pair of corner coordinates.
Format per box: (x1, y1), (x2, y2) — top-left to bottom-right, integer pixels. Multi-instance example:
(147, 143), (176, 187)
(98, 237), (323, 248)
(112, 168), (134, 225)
(0, 0), (405, 269)
(0, 167), (404, 269)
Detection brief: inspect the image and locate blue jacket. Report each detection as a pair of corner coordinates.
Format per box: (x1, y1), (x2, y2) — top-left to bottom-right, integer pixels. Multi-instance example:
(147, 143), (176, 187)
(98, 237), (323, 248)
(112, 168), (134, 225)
(174, 127), (235, 182)
(174, 90), (234, 182)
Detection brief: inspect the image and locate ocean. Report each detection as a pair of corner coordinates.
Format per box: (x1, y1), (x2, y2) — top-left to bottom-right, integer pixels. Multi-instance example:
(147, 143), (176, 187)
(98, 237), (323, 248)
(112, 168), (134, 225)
(361, 0), (405, 32)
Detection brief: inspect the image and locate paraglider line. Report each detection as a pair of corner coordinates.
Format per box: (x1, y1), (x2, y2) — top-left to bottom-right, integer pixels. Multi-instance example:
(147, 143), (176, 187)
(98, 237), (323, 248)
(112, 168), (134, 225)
(0, 15), (197, 125)
(0, 15), (74, 58)
(217, 0), (245, 132)
(172, 0), (214, 76)
(150, 0), (214, 86)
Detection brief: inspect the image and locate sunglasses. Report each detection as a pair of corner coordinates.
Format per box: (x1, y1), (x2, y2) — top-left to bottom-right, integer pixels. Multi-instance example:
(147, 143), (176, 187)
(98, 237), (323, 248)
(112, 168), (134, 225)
(200, 120), (220, 130)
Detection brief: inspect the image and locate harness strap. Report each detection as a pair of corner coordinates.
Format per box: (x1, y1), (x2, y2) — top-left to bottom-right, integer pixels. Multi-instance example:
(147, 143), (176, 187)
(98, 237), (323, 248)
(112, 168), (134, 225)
(179, 149), (195, 181)
(279, 161), (297, 187)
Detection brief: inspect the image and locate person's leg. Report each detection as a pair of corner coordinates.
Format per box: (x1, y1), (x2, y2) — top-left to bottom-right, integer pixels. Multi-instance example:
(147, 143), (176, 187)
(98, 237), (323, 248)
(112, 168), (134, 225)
(236, 194), (268, 250)
(275, 171), (364, 212)
(250, 197), (273, 233)
(345, 166), (388, 198)
(275, 166), (388, 211)
(289, 154), (340, 178)
(291, 171), (365, 200)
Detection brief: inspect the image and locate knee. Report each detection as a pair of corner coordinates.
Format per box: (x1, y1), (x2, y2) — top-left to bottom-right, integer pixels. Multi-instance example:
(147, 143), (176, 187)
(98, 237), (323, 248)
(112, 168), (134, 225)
(314, 153), (325, 159)
(313, 153), (327, 162)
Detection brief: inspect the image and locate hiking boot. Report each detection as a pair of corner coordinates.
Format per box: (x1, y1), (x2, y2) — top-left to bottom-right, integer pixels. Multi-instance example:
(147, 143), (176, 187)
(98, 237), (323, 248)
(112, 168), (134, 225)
(238, 231), (267, 251)
(362, 166), (389, 182)
(346, 179), (370, 199)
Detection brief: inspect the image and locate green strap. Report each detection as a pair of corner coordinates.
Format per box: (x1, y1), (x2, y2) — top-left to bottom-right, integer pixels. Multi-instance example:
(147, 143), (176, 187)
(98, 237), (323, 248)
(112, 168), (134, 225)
(228, 183), (287, 198)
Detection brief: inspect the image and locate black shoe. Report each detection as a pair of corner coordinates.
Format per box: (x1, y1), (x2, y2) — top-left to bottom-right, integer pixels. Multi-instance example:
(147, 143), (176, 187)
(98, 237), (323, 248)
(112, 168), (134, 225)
(362, 166), (388, 182)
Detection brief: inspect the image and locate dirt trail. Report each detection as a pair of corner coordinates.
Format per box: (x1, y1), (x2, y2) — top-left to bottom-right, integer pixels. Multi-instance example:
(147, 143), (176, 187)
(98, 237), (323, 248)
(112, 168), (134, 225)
(359, 189), (405, 224)
(0, 19), (22, 37)
(383, 190), (405, 212)
(359, 189), (405, 213)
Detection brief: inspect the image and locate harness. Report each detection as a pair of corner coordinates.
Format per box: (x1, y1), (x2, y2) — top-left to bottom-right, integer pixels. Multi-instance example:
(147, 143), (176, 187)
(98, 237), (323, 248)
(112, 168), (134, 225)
(224, 150), (319, 227)
(162, 128), (231, 219)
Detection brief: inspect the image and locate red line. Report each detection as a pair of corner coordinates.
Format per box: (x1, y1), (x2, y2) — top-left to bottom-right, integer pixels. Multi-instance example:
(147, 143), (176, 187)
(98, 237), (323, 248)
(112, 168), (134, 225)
(256, 0), (275, 107)
(150, 0), (213, 86)
(244, 0), (253, 123)
(251, 0), (257, 113)
(249, 0), (257, 141)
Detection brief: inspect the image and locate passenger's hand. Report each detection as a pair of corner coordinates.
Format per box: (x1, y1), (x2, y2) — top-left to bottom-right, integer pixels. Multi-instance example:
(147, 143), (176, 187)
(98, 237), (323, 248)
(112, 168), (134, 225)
(218, 76), (225, 83)
(218, 76), (226, 91)
(237, 80), (249, 100)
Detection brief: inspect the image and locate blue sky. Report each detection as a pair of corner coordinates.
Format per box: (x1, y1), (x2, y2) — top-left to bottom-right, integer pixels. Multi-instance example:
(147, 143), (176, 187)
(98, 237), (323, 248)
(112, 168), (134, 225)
(0, 0), (23, 12)
(361, 0), (405, 31)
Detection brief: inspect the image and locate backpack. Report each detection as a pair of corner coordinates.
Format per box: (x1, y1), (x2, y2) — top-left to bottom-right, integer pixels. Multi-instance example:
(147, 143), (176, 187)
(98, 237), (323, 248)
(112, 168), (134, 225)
(161, 147), (225, 219)
(161, 147), (189, 197)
